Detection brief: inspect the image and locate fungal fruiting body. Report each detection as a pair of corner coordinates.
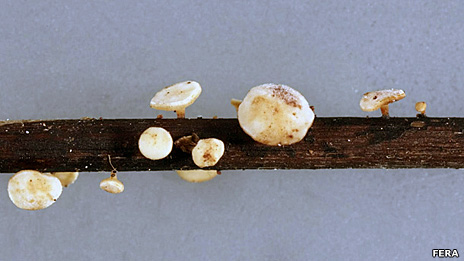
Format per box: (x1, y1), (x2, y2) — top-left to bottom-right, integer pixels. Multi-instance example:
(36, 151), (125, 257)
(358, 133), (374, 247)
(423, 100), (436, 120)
(415, 101), (427, 116)
(230, 99), (242, 112)
(176, 170), (219, 183)
(237, 83), (315, 146)
(192, 138), (225, 168)
(8, 170), (63, 210)
(360, 89), (406, 118)
(138, 127), (173, 160)
(150, 81), (202, 118)
(100, 174), (124, 194)
(51, 172), (79, 187)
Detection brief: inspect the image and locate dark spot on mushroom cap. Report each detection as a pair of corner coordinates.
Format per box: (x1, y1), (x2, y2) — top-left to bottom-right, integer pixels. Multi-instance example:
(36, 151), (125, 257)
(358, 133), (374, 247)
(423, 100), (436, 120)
(373, 96), (377, 100)
(271, 85), (302, 109)
(187, 81), (191, 84)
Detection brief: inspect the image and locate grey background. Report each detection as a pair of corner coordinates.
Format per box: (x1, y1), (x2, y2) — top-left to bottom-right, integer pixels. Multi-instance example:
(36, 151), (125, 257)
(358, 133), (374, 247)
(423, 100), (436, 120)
(0, 0), (463, 260)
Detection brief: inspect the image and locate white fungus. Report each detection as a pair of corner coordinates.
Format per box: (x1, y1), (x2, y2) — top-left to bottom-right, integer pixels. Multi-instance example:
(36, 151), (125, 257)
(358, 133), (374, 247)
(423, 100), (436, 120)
(237, 83), (315, 146)
(8, 170), (63, 210)
(138, 127), (173, 160)
(100, 175), (124, 194)
(192, 138), (225, 168)
(51, 172), (79, 187)
(176, 170), (219, 183)
(150, 81), (202, 118)
(360, 89), (406, 117)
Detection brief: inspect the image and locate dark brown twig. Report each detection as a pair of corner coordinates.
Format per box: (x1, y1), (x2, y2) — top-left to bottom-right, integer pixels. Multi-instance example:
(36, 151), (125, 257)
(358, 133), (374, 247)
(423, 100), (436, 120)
(0, 117), (463, 173)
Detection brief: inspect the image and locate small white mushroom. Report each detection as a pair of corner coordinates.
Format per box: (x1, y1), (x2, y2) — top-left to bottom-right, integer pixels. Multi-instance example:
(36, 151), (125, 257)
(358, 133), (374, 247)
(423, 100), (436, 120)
(176, 170), (219, 183)
(415, 101), (427, 116)
(100, 174), (124, 194)
(150, 81), (202, 118)
(139, 127), (173, 160)
(51, 172), (79, 187)
(8, 170), (62, 210)
(237, 83), (315, 146)
(360, 89), (406, 118)
(100, 156), (124, 194)
(192, 138), (225, 168)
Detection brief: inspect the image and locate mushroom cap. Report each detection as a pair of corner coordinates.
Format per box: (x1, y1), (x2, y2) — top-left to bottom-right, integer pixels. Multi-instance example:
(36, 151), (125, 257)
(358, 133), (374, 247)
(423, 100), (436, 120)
(176, 170), (218, 183)
(192, 138), (225, 168)
(360, 89), (406, 111)
(237, 83), (315, 146)
(52, 172), (79, 187)
(150, 81), (202, 111)
(100, 177), (124, 194)
(415, 101), (427, 112)
(8, 170), (63, 210)
(139, 127), (173, 160)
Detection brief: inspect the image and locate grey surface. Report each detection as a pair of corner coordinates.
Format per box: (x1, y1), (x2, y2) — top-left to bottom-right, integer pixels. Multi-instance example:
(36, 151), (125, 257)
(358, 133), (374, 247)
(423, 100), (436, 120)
(0, 1), (463, 260)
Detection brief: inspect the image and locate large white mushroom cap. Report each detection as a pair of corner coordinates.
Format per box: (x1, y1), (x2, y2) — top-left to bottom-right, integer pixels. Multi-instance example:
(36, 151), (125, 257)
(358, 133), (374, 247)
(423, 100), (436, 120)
(238, 83), (315, 146)
(150, 81), (202, 112)
(138, 127), (173, 160)
(8, 170), (63, 210)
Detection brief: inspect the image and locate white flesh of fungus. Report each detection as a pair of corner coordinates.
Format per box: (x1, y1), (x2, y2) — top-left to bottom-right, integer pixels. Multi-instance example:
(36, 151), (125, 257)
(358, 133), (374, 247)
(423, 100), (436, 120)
(52, 172), (79, 187)
(139, 127), (173, 160)
(8, 170), (63, 210)
(237, 83), (315, 146)
(359, 89), (406, 112)
(176, 170), (218, 183)
(100, 175), (124, 194)
(150, 81), (202, 118)
(192, 138), (225, 168)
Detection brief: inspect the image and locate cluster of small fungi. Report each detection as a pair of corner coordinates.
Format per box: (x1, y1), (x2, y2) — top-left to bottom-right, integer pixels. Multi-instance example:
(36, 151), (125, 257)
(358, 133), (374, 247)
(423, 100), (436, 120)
(7, 82), (425, 210)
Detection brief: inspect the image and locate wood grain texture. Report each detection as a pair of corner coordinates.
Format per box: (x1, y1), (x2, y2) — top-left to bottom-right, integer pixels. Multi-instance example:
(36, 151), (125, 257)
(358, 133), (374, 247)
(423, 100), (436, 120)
(0, 117), (463, 173)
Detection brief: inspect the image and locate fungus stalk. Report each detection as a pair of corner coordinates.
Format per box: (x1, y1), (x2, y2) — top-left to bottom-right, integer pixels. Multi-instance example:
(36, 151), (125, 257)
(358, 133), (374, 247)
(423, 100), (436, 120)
(380, 104), (389, 118)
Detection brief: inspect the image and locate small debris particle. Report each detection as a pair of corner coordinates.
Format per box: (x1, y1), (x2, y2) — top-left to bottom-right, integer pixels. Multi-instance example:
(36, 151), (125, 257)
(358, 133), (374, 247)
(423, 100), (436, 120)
(157, 114), (163, 119)
(410, 121), (426, 128)
(25, 130), (30, 134)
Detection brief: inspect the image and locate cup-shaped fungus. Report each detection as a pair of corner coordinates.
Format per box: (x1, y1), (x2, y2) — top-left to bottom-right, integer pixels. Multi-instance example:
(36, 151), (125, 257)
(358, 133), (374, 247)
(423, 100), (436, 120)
(51, 172), (79, 188)
(139, 127), (173, 160)
(8, 170), (63, 210)
(360, 89), (406, 118)
(192, 138), (225, 168)
(237, 83), (315, 146)
(176, 170), (219, 183)
(100, 174), (124, 194)
(150, 81), (202, 118)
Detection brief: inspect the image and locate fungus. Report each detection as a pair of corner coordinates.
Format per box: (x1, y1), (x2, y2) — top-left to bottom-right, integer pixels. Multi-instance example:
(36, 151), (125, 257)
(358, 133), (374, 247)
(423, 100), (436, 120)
(360, 89), (406, 118)
(176, 170), (219, 183)
(231, 99), (242, 112)
(174, 133), (200, 153)
(8, 170), (62, 210)
(100, 156), (124, 194)
(51, 172), (79, 187)
(415, 101), (427, 116)
(192, 138), (225, 168)
(139, 127), (173, 160)
(150, 81), (202, 118)
(237, 83), (315, 146)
